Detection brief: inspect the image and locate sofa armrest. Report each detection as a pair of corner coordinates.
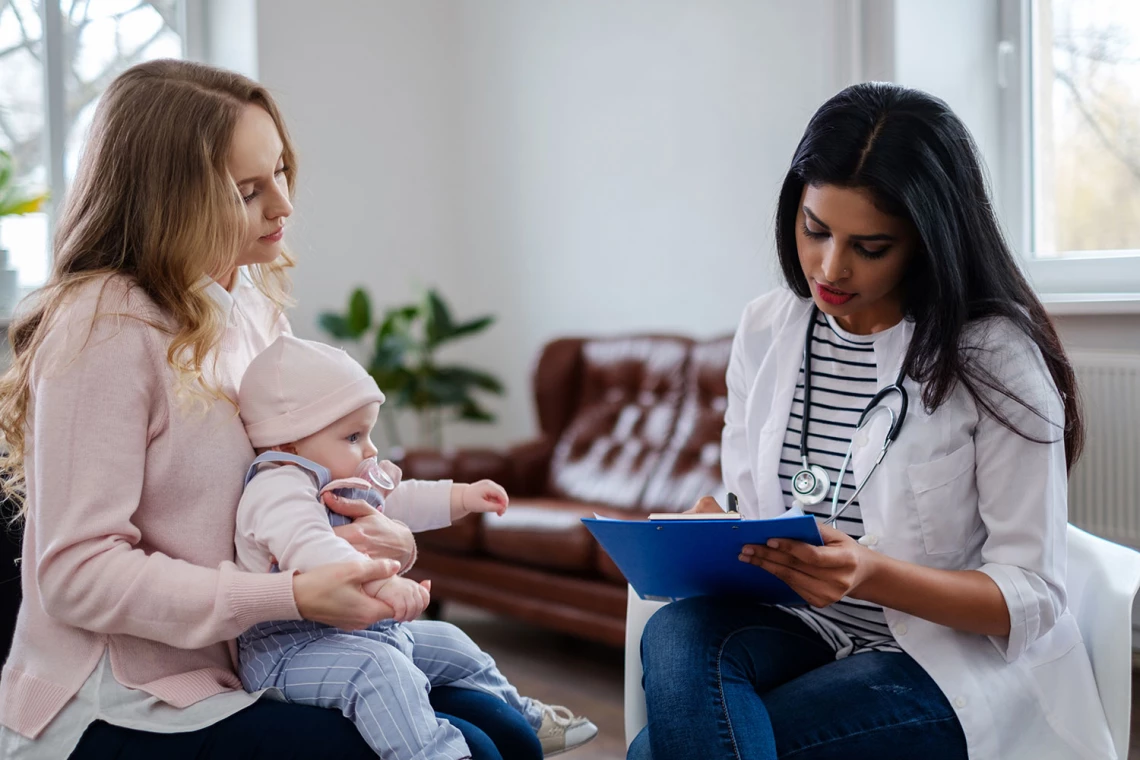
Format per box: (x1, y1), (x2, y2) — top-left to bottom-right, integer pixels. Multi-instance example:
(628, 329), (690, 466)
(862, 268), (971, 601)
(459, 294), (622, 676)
(399, 437), (556, 499)
(507, 437), (555, 497)
(400, 448), (514, 491)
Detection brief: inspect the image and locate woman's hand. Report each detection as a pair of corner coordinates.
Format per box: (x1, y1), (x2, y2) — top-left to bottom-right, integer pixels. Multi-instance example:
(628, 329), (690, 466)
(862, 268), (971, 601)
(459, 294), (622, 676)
(738, 524), (880, 607)
(323, 492), (416, 568)
(292, 558), (401, 629)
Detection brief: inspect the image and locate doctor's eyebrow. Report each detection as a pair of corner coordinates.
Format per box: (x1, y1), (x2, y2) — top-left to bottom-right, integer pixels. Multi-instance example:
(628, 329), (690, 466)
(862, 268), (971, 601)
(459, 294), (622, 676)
(802, 206), (896, 242)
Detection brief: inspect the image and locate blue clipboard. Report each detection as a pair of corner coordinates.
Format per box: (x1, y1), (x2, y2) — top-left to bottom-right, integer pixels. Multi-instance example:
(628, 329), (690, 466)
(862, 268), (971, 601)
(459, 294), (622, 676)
(582, 515), (823, 604)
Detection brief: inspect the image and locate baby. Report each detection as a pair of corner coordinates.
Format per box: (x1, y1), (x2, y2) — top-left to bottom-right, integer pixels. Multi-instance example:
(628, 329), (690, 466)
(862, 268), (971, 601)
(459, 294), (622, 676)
(234, 335), (597, 759)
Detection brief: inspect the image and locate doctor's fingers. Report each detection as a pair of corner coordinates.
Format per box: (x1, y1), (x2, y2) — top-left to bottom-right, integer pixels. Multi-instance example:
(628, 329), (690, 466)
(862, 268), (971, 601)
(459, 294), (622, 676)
(741, 547), (857, 589)
(743, 540), (847, 569)
(685, 496), (724, 515)
(750, 561), (844, 607)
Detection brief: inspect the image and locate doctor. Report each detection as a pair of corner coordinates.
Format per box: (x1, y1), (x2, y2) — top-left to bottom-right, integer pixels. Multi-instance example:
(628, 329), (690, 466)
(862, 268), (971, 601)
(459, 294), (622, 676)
(628, 83), (1115, 760)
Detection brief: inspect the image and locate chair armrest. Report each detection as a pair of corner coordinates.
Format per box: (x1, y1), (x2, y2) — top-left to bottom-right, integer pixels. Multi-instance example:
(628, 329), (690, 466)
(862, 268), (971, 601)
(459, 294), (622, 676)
(624, 585), (669, 748)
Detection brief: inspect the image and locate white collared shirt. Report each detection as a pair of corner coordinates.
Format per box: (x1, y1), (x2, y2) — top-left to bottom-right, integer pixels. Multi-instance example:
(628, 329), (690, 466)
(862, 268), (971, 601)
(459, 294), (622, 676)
(723, 288), (1115, 760)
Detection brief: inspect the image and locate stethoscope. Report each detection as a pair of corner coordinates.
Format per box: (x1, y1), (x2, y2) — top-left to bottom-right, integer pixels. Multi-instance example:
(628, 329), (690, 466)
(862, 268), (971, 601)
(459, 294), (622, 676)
(791, 306), (908, 525)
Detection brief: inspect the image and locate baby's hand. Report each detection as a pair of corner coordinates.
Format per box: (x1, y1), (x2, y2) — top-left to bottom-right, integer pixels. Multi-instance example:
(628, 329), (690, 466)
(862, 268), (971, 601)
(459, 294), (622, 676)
(368, 576), (431, 623)
(461, 480), (509, 516)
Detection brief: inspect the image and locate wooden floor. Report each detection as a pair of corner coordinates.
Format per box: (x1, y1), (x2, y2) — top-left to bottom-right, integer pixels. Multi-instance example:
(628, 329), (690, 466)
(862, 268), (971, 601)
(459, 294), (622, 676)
(446, 603), (627, 760)
(450, 602), (1140, 760)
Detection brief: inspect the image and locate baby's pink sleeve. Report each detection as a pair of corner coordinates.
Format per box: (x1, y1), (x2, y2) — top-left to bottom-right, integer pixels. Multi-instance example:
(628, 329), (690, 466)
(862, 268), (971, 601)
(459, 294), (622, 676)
(382, 480), (453, 533)
(240, 466), (369, 572)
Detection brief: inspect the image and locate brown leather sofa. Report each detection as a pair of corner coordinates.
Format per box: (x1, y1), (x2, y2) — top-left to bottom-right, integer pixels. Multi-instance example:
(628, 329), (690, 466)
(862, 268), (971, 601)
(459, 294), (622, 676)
(401, 334), (732, 647)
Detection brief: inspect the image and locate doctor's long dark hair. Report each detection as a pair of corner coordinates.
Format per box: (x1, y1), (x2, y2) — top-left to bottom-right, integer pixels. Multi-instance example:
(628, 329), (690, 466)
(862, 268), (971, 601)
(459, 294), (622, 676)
(776, 82), (1083, 468)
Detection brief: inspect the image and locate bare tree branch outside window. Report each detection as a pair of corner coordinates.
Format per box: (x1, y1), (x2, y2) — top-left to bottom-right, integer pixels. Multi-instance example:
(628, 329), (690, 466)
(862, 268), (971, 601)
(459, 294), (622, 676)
(0, 0), (183, 286)
(1039, 0), (1140, 255)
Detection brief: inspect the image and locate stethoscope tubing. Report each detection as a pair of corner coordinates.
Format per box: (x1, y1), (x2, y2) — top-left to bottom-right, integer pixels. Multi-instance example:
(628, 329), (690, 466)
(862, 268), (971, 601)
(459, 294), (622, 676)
(796, 305), (909, 525)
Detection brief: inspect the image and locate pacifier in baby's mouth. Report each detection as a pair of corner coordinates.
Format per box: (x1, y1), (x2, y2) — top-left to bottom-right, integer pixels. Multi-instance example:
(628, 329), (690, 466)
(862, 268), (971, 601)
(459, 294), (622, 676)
(354, 457), (396, 491)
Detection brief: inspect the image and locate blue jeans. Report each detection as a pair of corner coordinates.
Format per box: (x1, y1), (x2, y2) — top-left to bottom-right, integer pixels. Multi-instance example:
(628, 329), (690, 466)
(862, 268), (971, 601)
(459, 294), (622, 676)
(69, 686), (540, 760)
(628, 597), (968, 760)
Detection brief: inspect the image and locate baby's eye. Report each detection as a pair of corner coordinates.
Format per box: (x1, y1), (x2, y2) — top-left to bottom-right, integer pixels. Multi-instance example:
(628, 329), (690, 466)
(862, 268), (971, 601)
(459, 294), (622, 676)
(347, 433), (360, 444)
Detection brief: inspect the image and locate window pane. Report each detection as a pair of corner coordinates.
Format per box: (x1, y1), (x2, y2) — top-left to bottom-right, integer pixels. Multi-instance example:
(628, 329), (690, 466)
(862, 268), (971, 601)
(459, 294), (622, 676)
(1032, 0), (1140, 258)
(0, 1), (184, 291)
(63, 0), (184, 182)
(0, 0), (50, 289)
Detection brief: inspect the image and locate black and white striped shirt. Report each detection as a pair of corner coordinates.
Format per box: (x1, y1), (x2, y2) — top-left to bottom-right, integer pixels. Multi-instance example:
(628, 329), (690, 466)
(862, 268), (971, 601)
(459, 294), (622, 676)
(776, 312), (901, 655)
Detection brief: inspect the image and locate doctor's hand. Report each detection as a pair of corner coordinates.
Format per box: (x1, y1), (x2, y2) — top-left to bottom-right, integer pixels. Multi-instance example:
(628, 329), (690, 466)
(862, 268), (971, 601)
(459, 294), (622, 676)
(738, 524), (880, 608)
(684, 496), (727, 515)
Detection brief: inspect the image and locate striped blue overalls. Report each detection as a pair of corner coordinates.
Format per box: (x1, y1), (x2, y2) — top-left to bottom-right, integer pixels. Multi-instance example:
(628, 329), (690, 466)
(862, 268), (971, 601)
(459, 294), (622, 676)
(236, 452), (541, 760)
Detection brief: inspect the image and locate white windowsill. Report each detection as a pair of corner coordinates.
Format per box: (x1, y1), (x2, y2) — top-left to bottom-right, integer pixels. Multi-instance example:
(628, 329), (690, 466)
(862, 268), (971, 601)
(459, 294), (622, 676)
(1039, 294), (1140, 317)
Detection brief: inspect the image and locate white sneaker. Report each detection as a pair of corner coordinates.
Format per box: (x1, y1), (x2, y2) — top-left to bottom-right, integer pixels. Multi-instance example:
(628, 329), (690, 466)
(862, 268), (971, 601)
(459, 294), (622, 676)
(535, 703), (598, 756)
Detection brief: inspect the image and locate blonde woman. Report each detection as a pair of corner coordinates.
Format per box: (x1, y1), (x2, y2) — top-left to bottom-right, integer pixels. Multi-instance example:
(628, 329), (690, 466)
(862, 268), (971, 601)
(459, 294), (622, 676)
(0, 60), (539, 760)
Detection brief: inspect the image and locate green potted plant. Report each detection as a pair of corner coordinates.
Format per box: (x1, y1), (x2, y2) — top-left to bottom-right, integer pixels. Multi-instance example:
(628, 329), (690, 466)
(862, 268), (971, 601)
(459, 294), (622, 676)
(0, 150), (49, 316)
(319, 287), (504, 452)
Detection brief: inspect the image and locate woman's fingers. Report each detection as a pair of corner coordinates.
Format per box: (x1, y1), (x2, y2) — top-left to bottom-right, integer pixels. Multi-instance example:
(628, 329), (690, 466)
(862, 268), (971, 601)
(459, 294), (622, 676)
(742, 539), (846, 569)
(351, 558), (401, 586)
(741, 554), (840, 607)
(293, 559), (401, 630)
(684, 496), (725, 515)
(322, 491), (379, 519)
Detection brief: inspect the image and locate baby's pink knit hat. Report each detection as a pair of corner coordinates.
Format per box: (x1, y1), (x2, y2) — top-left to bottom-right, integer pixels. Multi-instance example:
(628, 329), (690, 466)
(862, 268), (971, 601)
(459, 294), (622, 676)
(239, 335), (386, 448)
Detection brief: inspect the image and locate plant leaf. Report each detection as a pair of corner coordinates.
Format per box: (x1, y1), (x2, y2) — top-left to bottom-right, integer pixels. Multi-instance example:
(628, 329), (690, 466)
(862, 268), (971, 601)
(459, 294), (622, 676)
(0, 152), (12, 192)
(318, 313), (354, 339)
(0, 193), (46, 217)
(371, 332), (412, 372)
(457, 399), (495, 423)
(378, 304), (419, 338)
(424, 289), (454, 348)
(370, 366), (414, 397)
(432, 315), (495, 346)
(434, 366), (505, 395)
(347, 288), (372, 335)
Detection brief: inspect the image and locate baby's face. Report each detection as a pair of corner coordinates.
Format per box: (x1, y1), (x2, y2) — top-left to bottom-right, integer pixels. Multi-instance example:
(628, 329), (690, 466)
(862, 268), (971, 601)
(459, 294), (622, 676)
(291, 402), (381, 480)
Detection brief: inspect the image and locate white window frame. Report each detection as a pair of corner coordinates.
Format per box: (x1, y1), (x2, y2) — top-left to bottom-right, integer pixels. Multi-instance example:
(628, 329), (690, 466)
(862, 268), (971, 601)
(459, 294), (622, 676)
(997, 0), (1140, 297)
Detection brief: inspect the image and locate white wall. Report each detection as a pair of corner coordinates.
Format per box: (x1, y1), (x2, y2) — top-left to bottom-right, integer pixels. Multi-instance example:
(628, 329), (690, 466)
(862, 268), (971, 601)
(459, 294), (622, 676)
(256, 0), (845, 448)
(448, 0), (843, 445)
(254, 0), (1139, 454)
(256, 1), (468, 446)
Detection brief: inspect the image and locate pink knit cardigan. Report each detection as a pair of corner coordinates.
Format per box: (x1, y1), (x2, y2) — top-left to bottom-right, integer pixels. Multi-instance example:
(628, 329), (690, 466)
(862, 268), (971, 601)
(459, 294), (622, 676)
(0, 274), (301, 739)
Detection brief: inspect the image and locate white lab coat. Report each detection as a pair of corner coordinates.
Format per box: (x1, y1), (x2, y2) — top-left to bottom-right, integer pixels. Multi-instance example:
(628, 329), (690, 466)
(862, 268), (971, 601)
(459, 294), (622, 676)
(723, 288), (1114, 760)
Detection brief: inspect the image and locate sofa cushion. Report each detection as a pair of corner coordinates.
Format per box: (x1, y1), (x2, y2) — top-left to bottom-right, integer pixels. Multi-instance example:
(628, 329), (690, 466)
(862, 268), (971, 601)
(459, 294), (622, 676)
(480, 500), (602, 572)
(548, 337), (691, 510)
(641, 336), (732, 512)
(416, 512), (482, 553)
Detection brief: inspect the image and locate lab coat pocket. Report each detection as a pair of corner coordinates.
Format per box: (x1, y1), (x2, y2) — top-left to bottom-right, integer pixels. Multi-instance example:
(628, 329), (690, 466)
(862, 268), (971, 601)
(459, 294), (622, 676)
(906, 440), (979, 555)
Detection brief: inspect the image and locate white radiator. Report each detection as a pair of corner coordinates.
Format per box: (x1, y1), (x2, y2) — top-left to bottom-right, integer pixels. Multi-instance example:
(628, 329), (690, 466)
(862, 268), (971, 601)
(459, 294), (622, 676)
(1067, 351), (1140, 549)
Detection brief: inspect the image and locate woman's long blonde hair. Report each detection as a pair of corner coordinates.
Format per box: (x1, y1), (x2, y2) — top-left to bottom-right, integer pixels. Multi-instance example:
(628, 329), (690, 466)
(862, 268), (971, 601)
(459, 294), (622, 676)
(0, 59), (298, 516)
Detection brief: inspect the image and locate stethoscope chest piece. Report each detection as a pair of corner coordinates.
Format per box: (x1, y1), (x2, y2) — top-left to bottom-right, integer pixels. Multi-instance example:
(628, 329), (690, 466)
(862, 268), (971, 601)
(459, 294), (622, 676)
(792, 463), (830, 506)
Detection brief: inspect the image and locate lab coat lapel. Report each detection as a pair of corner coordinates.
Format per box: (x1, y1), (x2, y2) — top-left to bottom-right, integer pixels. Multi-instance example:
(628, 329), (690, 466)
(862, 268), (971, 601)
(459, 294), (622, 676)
(849, 319), (913, 537)
(752, 301), (812, 512)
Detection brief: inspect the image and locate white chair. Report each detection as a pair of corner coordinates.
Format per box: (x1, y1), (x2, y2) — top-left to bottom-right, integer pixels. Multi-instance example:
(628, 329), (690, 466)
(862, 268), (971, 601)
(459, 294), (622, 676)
(623, 524), (1140, 758)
